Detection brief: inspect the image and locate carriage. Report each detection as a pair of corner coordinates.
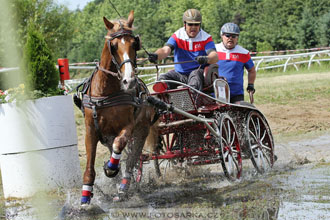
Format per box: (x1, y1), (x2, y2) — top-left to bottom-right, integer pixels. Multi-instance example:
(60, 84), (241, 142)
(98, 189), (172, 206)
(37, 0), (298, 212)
(76, 10), (275, 205)
(135, 67), (275, 182)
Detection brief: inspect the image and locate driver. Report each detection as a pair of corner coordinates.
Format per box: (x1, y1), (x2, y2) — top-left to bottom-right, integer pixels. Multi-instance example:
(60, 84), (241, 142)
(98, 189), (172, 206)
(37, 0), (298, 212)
(148, 9), (218, 91)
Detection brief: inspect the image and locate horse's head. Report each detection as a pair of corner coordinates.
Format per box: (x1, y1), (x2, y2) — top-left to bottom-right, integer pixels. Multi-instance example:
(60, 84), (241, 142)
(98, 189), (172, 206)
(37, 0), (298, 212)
(103, 10), (140, 91)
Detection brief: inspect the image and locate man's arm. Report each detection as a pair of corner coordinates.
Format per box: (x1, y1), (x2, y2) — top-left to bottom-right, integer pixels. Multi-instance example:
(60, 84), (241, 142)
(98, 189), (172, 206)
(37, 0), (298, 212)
(246, 66), (256, 93)
(247, 66), (256, 84)
(195, 49), (219, 65)
(207, 50), (218, 64)
(154, 45), (172, 60)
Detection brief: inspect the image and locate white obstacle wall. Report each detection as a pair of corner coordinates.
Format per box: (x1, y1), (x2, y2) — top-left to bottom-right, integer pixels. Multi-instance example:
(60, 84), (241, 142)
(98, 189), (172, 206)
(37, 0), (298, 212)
(0, 95), (81, 198)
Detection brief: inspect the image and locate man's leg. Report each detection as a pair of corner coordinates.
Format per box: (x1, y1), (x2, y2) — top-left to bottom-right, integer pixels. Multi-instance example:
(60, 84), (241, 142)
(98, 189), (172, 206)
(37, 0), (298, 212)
(187, 68), (204, 91)
(159, 70), (188, 89)
(230, 94), (244, 104)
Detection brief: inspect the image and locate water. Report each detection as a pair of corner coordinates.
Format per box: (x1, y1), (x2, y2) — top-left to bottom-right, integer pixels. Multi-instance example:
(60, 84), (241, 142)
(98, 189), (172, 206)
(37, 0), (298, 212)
(1, 134), (330, 219)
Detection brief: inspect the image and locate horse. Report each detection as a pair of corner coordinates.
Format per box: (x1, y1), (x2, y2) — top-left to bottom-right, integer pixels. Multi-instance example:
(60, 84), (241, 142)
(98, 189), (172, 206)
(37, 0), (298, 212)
(76, 10), (156, 205)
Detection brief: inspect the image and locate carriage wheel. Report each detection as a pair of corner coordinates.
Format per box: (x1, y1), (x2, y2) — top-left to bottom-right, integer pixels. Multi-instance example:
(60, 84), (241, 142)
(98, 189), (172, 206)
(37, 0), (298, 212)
(154, 133), (183, 179)
(154, 135), (165, 178)
(218, 113), (242, 181)
(245, 111), (274, 174)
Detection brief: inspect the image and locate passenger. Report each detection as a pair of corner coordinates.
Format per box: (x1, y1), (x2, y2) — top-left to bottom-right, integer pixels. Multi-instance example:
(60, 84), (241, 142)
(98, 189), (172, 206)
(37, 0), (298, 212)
(215, 23), (256, 104)
(148, 9), (218, 91)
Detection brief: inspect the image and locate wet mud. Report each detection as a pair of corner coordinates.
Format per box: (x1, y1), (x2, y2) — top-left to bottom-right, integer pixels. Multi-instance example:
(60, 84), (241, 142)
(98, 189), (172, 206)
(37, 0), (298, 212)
(1, 134), (330, 219)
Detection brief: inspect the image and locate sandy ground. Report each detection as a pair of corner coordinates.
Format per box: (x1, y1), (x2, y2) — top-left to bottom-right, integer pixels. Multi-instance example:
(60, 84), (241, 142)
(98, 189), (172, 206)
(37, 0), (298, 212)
(257, 98), (330, 138)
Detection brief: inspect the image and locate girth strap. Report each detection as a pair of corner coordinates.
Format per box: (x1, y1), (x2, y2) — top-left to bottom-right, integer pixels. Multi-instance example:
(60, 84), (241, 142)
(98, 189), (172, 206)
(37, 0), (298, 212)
(82, 92), (139, 109)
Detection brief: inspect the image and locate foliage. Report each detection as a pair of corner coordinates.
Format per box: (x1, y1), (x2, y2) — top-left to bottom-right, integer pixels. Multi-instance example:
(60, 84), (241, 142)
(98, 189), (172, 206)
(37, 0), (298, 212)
(0, 0), (330, 65)
(23, 24), (59, 93)
(296, 7), (317, 49)
(317, 12), (330, 47)
(256, 41), (273, 54)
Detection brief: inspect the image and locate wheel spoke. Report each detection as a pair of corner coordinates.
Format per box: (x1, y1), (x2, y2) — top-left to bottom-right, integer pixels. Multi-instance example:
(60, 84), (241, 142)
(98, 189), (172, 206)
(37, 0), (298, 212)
(227, 155), (233, 174)
(260, 146), (272, 165)
(223, 123), (229, 141)
(229, 129), (235, 147)
(260, 143), (271, 151)
(249, 129), (258, 142)
(260, 129), (266, 142)
(231, 155), (239, 171)
(224, 149), (229, 158)
(221, 137), (229, 147)
(256, 118), (261, 138)
(251, 118), (258, 137)
(226, 120), (231, 140)
(250, 144), (259, 150)
(257, 149), (265, 168)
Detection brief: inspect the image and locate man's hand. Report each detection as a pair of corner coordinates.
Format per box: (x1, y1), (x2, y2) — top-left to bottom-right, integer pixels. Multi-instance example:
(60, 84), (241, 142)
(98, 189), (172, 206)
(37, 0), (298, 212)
(148, 53), (158, 63)
(247, 84), (255, 93)
(195, 56), (209, 64)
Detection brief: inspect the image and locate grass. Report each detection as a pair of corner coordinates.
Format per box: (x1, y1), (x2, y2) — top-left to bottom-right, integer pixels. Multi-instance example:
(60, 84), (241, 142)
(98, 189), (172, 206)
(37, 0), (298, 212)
(253, 75), (330, 105)
(244, 63), (330, 105)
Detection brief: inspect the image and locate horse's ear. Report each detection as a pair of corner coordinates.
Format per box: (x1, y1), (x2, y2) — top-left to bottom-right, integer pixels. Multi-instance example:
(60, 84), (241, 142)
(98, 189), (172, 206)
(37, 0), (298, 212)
(103, 17), (114, 30)
(127, 10), (134, 28)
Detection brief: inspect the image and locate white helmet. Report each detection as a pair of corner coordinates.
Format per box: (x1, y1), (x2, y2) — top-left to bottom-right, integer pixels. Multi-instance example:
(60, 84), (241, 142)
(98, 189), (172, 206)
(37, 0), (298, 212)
(220, 23), (240, 35)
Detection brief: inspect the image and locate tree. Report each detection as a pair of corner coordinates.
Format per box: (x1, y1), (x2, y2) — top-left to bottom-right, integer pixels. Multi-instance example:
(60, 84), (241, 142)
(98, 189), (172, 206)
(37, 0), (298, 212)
(316, 12), (330, 47)
(23, 24), (59, 93)
(296, 7), (317, 49)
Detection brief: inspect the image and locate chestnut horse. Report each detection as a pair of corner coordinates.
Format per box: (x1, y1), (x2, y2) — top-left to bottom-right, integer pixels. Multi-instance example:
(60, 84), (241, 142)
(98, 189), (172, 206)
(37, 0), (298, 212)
(78, 11), (155, 205)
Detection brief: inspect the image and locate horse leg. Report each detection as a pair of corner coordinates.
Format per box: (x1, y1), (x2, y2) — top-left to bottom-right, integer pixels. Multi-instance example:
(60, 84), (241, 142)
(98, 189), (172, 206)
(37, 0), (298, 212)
(81, 130), (98, 205)
(114, 126), (150, 201)
(104, 127), (133, 178)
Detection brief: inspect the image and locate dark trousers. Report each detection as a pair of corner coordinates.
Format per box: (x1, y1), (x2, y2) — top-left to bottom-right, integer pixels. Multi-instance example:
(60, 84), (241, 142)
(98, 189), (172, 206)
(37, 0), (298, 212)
(159, 69), (204, 91)
(230, 94), (244, 103)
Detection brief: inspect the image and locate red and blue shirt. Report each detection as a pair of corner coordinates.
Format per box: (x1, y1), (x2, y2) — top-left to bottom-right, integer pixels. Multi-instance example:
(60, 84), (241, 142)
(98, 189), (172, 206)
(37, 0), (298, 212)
(166, 27), (216, 75)
(216, 43), (254, 96)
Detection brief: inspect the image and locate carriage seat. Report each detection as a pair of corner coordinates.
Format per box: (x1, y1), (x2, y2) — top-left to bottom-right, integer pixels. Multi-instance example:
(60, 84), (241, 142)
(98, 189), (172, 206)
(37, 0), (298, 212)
(213, 78), (230, 103)
(203, 64), (219, 92)
(203, 64), (230, 103)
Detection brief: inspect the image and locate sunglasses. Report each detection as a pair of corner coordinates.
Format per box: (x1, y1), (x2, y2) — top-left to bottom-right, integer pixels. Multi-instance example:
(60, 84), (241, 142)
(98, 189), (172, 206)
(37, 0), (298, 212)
(224, 34), (238, 38)
(186, 23), (200, 27)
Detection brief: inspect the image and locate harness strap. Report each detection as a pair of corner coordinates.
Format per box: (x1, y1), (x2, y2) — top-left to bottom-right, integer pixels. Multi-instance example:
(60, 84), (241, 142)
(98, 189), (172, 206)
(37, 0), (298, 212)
(92, 105), (106, 144)
(83, 91), (141, 145)
(82, 92), (139, 109)
(97, 62), (121, 80)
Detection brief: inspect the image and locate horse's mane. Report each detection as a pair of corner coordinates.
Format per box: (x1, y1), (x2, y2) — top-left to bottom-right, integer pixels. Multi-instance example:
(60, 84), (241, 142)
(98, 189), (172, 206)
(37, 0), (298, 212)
(110, 19), (135, 31)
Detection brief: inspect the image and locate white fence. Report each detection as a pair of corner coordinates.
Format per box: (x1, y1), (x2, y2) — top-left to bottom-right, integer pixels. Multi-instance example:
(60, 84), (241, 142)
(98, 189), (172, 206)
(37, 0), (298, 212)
(1, 50), (329, 91)
(252, 50), (330, 72)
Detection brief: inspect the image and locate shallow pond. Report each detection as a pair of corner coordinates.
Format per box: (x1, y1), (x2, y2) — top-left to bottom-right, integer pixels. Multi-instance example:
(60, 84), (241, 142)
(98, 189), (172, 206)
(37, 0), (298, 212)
(1, 134), (330, 220)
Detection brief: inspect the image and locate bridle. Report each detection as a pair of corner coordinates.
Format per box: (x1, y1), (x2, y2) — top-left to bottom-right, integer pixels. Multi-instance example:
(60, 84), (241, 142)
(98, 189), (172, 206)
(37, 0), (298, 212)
(100, 28), (140, 80)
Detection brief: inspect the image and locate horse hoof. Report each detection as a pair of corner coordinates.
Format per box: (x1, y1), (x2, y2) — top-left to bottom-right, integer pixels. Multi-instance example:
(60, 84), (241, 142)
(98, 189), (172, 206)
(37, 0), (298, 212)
(113, 192), (127, 202)
(81, 202), (89, 207)
(103, 162), (120, 178)
(81, 197), (91, 206)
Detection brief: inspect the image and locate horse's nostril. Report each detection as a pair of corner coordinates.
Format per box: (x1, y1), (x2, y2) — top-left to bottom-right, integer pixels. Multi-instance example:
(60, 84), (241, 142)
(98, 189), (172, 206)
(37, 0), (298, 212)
(123, 79), (128, 85)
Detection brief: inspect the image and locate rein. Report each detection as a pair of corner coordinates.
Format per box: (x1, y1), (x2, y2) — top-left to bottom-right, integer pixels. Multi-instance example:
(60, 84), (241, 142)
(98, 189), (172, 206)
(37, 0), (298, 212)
(144, 60), (196, 66)
(96, 62), (122, 80)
